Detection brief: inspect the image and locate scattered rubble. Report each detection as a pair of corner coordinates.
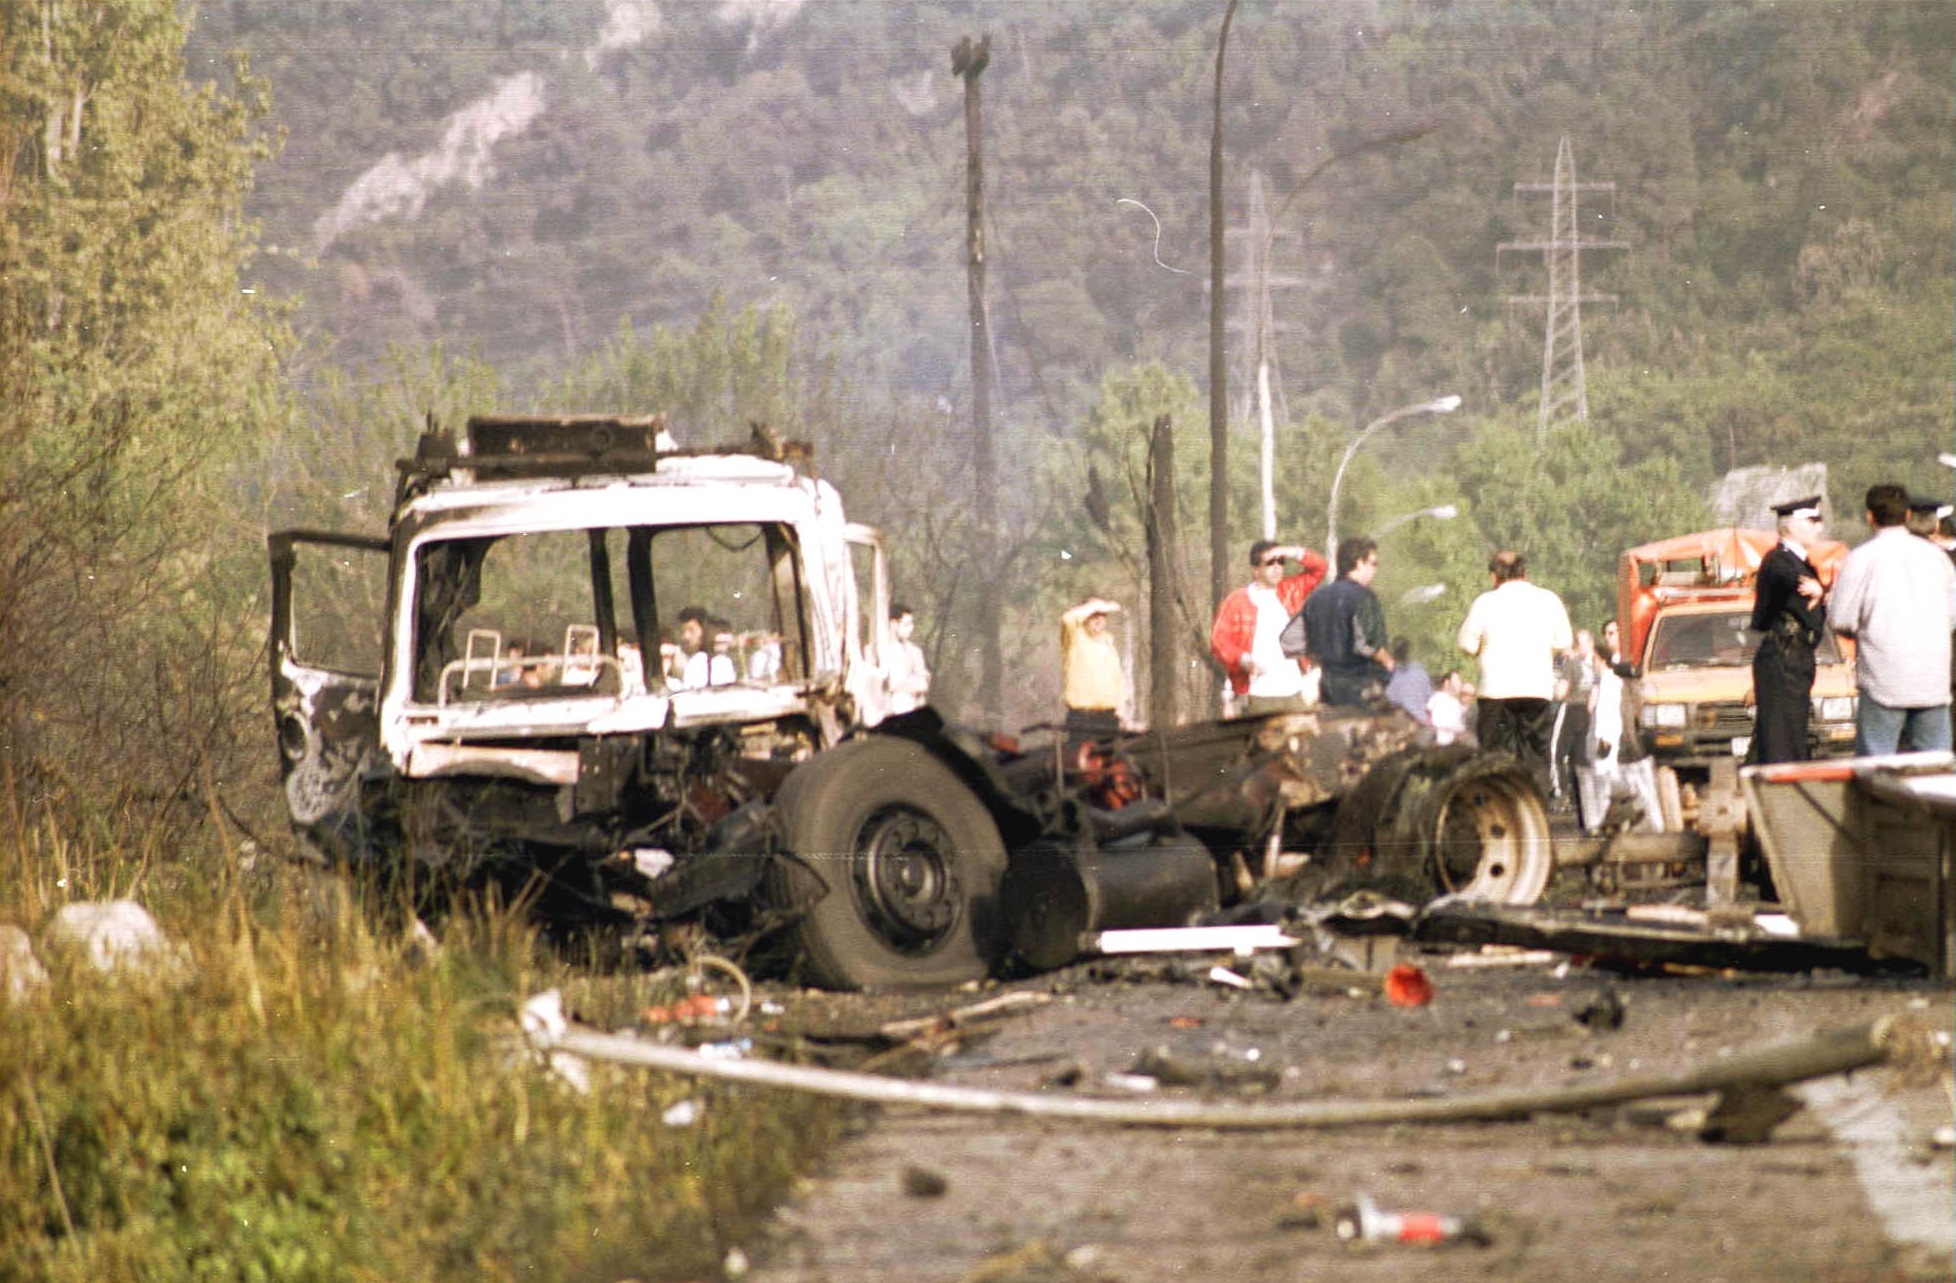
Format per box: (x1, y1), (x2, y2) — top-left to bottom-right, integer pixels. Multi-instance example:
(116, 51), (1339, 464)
(1335, 1193), (1491, 1247)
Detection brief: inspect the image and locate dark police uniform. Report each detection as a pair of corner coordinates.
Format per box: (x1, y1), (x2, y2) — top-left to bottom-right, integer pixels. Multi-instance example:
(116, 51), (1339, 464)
(1750, 498), (1827, 764)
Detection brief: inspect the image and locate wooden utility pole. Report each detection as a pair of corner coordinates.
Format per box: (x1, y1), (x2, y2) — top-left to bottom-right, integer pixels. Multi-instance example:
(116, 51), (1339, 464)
(1207, 0), (1239, 616)
(1146, 413), (1181, 729)
(952, 33), (1001, 726)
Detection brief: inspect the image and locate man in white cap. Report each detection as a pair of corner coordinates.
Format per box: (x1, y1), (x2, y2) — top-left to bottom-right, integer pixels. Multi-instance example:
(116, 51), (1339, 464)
(1749, 494), (1828, 763)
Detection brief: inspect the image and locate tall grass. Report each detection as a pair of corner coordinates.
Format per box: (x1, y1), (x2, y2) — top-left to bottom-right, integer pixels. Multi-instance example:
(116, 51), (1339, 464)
(0, 790), (847, 1282)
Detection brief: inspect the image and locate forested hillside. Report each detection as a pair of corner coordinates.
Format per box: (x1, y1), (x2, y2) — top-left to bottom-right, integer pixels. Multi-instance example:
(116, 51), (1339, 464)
(180, 0), (1952, 720)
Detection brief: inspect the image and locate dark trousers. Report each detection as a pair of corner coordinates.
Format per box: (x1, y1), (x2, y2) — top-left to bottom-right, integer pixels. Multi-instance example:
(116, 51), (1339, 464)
(1550, 702), (1592, 798)
(1751, 636), (1814, 764)
(1320, 659), (1390, 708)
(1477, 697), (1555, 797)
(1064, 707), (1120, 755)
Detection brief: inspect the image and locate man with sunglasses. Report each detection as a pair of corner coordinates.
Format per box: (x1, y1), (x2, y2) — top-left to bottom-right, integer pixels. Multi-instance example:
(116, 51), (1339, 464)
(1210, 538), (1329, 715)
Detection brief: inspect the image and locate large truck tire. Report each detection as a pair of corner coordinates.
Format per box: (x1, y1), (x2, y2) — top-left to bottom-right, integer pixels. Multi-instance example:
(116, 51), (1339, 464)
(768, 737), (1007, 990)
(1324, 746), (1554, 906)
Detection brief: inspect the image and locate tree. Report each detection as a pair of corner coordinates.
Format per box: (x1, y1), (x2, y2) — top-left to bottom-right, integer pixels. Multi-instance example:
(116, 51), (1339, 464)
(1, 0), (288, 830)
(1453, 415), (1708, 639)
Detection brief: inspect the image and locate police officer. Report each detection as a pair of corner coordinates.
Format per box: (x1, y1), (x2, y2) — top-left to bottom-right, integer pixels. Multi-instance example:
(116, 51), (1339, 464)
(1750, 495), (1828, 763)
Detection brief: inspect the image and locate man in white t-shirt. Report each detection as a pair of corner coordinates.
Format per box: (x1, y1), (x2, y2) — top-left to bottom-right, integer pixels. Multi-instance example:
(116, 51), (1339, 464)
(1457, 549), (1572, 795)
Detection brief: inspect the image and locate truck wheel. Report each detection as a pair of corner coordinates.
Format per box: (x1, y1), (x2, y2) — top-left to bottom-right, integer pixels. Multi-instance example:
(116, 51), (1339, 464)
(1327, 747), (1553, 906)
(769, 737), (1006, 990)
(1423, 754), (1555, 904)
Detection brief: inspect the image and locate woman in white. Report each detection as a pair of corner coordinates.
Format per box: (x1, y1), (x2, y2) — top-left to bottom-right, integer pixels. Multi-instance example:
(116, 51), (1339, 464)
(1578, 653), (1664, 834)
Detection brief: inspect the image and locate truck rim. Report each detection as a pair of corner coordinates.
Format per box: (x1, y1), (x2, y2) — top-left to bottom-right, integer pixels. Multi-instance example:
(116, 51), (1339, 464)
(850, 804), (963, 954)
(1430, 771), (1554, 903)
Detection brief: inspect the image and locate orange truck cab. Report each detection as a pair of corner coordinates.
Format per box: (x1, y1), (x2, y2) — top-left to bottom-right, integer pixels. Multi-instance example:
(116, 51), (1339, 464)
(1617, 528), (1858, 779)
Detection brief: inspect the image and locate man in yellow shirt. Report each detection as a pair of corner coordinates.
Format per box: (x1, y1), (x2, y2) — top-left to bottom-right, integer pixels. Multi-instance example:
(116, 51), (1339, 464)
(1061, 597), (1126, 741)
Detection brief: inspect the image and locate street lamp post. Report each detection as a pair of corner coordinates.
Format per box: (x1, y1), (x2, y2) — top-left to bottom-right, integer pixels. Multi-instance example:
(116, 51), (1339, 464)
(1326, 396), (1462, 559)
(1372, 503), (1459, 540)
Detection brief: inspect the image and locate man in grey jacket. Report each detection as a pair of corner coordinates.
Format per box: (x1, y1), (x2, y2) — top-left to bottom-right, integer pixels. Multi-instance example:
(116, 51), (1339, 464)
(1828, 483), (1956, 754)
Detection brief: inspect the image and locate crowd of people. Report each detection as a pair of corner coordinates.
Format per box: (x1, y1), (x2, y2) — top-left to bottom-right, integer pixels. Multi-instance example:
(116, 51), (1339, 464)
(651, 476), (1956, 836)
(1194, 478), (1956, 833)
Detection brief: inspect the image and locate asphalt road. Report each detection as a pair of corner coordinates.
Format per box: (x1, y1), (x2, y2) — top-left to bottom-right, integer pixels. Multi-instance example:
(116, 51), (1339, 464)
(739, 957), (1953, 1283)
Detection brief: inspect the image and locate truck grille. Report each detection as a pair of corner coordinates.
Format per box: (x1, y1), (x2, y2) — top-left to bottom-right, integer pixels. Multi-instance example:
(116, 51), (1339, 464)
(1693, 704), (1754, 734)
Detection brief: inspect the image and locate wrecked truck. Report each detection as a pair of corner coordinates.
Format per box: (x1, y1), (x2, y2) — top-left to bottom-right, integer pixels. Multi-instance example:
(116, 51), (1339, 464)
(269, 416), (1554, 989)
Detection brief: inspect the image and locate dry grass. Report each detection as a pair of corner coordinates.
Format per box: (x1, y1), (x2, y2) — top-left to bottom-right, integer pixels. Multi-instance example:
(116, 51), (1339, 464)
(0, 800), (847, 1282)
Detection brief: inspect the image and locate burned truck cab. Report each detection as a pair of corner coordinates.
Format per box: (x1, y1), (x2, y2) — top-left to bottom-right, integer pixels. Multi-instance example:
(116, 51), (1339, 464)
(270, 417), (890, 920)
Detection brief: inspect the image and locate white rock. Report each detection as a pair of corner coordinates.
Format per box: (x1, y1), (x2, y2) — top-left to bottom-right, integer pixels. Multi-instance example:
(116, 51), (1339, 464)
(0, 925), (48, 1000)
(48, 900), (184, 973)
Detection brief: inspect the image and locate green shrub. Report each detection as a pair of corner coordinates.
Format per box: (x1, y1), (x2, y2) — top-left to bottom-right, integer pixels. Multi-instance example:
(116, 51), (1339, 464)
(0, 820), (847, 1283)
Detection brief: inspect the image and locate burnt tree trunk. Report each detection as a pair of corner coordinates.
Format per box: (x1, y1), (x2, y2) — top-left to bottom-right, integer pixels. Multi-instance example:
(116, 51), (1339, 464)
(953, 33), (1001, 727)
(1147, 413), (1181, 729)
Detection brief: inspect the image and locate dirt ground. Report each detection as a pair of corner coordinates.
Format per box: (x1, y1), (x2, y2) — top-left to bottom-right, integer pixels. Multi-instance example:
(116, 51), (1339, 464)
(734, 953), (1954, 1283)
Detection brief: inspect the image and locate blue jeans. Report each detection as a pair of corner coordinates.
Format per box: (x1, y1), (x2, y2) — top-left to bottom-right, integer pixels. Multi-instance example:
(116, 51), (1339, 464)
(1854, 698), (1953, 756)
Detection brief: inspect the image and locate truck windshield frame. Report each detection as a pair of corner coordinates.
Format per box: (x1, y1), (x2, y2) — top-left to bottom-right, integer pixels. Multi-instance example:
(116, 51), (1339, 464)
(407, 519), (809, 705)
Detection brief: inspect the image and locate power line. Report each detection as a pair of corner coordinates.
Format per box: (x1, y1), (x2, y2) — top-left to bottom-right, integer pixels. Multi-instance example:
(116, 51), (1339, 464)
(1497, 138), (1626, 440)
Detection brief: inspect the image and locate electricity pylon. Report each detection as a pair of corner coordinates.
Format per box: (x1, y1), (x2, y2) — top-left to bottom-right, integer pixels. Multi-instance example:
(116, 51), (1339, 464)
(1498, 138), (1626, 439)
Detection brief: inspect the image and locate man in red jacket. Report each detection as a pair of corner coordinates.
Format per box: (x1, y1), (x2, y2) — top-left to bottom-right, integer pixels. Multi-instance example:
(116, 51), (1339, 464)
(1210, 538), (1328, 714)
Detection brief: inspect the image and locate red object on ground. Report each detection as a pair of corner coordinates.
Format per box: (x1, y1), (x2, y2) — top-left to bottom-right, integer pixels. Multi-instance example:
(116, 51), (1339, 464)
(1383, 964), (1435, 1008)
(1392, 1212), (1454, 1244)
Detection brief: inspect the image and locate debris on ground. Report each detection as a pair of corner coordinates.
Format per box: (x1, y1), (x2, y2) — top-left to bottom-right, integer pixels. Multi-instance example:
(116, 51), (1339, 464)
(1091, 924), (1303, 955)
(1382, 963), (1435, 1008)
(1335, 1192), (1491, 1247)
(517, 990), (592, 1094)
(901, 1165), (950, 1198)
(1573, 984), (1627, 1031)
(1127, 1045), (1281, 1093)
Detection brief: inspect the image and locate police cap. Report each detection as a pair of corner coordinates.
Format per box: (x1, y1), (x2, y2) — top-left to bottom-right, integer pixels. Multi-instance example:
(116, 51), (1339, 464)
(1768, 495), (1823, 520)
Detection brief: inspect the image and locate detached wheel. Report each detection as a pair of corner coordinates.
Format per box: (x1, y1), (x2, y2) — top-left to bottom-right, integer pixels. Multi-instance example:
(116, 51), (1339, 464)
(1325, 747), (1553, 906)
(1424, 755), (1554, 903)
(768, 737), (1006, 990)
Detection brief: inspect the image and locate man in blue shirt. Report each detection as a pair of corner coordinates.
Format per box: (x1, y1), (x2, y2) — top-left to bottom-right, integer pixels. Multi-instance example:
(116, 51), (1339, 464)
(1301, 537), (1395, 708)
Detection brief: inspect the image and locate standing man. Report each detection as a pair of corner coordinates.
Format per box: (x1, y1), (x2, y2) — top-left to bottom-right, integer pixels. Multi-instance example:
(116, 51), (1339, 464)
(1550, 628), (1599, 802)
(1061, 597), (1127, 739)
(1827, 484), (1956, 754)
(1300, 537), (1395, 708)
(1456, 550), (1573, 794)
(1749, 496), (1829, 764)
(1210, 539), (1329, 715)
(885, 602), (931, 714)
(1601, 618), (1624, 667)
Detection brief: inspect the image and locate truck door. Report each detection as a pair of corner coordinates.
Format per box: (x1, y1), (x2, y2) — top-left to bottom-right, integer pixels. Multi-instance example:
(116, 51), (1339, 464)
(843, 523), (892, 725)
(268, 530), (392, 859)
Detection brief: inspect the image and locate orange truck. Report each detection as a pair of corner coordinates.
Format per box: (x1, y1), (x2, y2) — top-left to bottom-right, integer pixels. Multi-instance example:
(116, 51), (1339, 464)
(1617, 528), (1858, 820)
